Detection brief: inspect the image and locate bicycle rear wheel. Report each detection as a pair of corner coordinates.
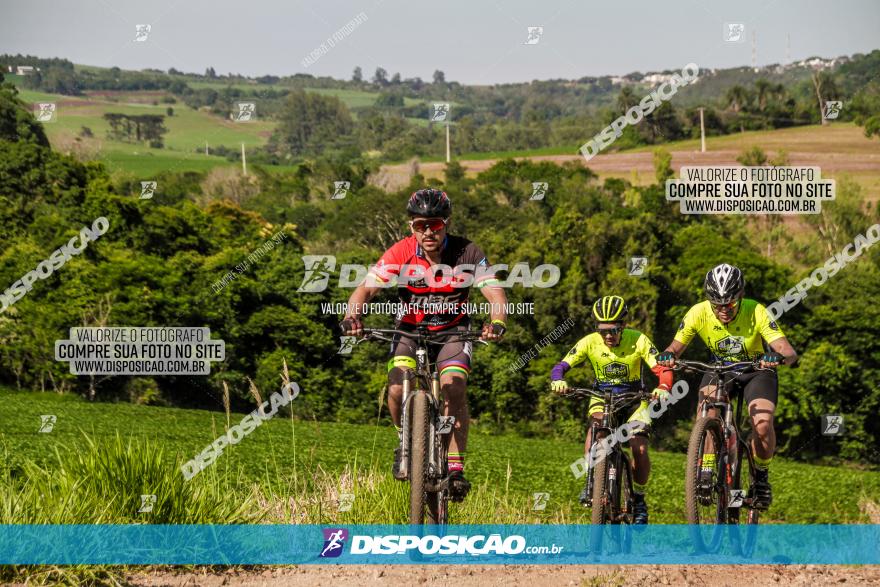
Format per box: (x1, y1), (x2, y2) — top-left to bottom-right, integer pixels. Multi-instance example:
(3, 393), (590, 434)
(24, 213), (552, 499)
(590, 449), (609, 525)
(728, 438), (759, 556)
(685, 416), (727, 552)
(612, 452), (634, 552)
(425, 434), (447, 525)
(408, 391), (430, 524)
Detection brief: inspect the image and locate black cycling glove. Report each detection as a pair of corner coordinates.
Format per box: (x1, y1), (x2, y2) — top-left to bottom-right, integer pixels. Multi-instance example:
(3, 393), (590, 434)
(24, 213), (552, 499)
(761, 352), (784, 365)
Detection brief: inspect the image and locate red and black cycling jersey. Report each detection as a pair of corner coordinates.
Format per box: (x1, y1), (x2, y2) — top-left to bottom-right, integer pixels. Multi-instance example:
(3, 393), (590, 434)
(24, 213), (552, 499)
(368, 235), (499, 330)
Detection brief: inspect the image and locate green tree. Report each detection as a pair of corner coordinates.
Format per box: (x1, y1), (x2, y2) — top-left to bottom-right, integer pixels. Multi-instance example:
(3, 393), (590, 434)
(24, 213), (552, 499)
(270, 90), (354, 156)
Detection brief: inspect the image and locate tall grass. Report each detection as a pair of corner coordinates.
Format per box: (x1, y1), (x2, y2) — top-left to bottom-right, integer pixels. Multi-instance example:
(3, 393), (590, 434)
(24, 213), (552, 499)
(0, 433), (266, 585)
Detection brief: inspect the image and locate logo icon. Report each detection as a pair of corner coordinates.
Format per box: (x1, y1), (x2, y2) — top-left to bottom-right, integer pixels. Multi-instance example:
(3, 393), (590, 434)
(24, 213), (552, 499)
(436, 416), (456, 435)
(524, 26), (544, 45)
(729, 489), (745, 508)
(337, 493), (355, 512)
(628, 257), (647, 276)
(724, 23), (745, 43)
(320, 528), (349, 558)
(233, 102), (256, 122)
(529, 182), (548, 201)
(823, 101), (843, 120)
(532, 492), (550, 510)
(338, 336), (356, 355)
(716, 336), (744, 357)
(821, 414), (844, 436)
(431, 103), (450, 123)
(332, 181), (350, 200)
(603, 362), (629, 380)
(297, 255), (336, 292)
(39, 415), (57, 433)
(138, 494), (157, 513)
(35, 103), (57, 123)
(140, 181), (157, 200)
(135, 24), (151, 42)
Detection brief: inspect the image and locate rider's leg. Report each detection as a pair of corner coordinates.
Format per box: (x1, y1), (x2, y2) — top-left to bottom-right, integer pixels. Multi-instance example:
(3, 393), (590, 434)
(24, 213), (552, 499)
(626, 402), (652, 524)
(629, 435), (650, 486)
(580, 403), (604, 505)
(698, 376), (719, 473)
(743, 371), (779, 507)
(387, 357), (417, 429)
(584, 413), (604, 456)
(436, 331), (473, 477)
(440, 368), (468, 470)
(624, 400), (652, 487)
(749, 398), (776, 464)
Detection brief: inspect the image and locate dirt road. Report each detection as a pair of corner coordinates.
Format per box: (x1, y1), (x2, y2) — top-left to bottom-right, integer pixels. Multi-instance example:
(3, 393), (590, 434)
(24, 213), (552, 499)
(376, 149), (880, 193)
(127, 563), (880, 586)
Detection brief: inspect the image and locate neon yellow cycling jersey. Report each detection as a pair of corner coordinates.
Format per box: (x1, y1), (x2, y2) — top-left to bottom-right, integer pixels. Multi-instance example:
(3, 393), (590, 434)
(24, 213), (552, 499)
(561, 328), (659, 385)
(674, 299), (785, 362)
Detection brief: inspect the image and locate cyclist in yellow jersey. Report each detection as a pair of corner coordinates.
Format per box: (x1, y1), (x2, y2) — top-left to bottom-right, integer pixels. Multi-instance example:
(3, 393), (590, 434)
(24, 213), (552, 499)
(550, 295), (673, 524)
(657, 263), (798, 509)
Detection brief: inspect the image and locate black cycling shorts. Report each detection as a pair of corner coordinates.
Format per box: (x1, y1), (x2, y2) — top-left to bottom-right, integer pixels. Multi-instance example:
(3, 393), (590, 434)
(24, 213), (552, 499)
(699, 369), (778, 405)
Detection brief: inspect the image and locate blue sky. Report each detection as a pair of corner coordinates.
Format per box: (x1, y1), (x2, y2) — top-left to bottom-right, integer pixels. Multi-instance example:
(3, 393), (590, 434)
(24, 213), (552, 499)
(2, 0), (879, 84)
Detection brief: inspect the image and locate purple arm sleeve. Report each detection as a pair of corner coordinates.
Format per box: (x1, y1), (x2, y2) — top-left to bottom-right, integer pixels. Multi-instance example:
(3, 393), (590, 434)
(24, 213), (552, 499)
(551, 361), (571, 381)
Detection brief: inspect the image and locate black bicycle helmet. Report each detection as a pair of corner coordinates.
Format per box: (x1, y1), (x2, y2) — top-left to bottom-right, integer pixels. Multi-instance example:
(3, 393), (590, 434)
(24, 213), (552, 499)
(704, 263), (745, 304)
(592, 295), (628, 323)
(407, 188), (451, 218)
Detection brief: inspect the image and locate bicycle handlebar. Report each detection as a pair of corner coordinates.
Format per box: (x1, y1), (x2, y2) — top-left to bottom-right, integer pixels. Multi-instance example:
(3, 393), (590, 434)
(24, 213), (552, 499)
(673, 359), (761, 373)
(561, 386), (651, 404)
(358, 327), (490, 346)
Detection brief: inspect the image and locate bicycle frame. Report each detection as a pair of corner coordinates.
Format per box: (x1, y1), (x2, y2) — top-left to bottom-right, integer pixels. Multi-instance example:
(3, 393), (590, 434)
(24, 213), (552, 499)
(358, 326), (486, 519)
(679, 359), (768, 512)
(566, 386), (648, 523)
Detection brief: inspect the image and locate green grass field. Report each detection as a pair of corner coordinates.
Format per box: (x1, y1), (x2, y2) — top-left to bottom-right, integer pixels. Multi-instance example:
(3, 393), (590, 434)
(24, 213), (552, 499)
(12, 87), (273, 177)
(2, 388), (877, 525)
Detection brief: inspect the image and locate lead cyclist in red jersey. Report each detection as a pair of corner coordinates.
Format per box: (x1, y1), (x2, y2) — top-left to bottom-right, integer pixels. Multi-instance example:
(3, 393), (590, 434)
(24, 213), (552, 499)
(340, 189), (508, 499)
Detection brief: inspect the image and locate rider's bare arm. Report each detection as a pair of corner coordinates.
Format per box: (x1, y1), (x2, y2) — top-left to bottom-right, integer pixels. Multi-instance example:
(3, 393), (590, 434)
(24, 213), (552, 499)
(479, 284), (507, 341)
(767, 337), (798, 366)
(341, 283), (385, 336)
(659, 339), (687, 365)
(480, 284), (507, 323)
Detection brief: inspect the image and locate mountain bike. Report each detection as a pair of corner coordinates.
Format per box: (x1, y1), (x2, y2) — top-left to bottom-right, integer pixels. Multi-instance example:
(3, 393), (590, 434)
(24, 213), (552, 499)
(358, 326), (487, 525)
(676, 359), (771, 554)
(563, 385), (651, 553)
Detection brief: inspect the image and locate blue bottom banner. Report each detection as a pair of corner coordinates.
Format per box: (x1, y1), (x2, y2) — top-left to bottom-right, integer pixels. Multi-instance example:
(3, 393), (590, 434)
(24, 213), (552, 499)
(1, 524), (878, 565)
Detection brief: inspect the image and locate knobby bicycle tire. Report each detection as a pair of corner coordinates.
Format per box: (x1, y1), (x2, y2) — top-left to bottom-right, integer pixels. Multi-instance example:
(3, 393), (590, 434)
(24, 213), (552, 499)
(408, 391), (431, 524)
(685, 416), (727, 552)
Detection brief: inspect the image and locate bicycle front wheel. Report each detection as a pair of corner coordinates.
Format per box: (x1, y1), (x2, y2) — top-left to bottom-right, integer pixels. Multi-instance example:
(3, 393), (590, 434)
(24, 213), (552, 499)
(685, 416), (727, 552)
(408, 391), (431, 524)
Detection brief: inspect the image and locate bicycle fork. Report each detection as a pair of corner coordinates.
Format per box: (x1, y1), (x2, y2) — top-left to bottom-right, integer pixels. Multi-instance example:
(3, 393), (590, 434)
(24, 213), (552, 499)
(400, 364), (455, 488)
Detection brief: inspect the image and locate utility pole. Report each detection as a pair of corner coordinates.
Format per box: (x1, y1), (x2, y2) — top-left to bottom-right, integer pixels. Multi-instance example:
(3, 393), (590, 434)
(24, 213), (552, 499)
(752, 30), (757, 71)
(241, 143), (247, 176)
(445, 123), (451, 163)
(699, 107), (706, 153)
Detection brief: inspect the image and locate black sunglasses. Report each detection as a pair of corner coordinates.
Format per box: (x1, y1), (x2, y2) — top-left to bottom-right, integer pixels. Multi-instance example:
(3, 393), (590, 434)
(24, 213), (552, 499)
(597, 326), (624, 336)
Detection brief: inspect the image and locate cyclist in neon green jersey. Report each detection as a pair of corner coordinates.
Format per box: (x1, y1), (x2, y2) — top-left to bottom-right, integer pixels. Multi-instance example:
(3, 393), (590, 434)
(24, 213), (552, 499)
(550, 295), (673, 524)
(657, 263), (798, 510)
